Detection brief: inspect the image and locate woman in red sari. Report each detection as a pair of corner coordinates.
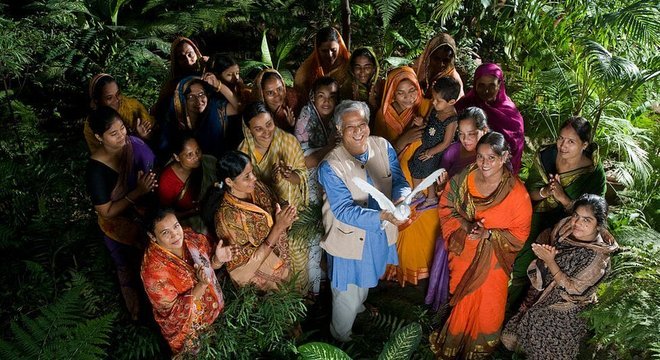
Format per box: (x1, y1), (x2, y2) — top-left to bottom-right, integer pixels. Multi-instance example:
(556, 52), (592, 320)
(430, 132), (532, 358)
(142, 209), (232, 356)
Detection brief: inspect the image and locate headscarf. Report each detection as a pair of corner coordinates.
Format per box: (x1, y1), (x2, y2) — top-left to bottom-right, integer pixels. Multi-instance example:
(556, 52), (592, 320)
(251, 68), (300, 132)
(294, 28), (350, 99)
(170, 37), (204, 79)
(169, 76), (228, 158)
(344, 47), (380, 102)
(456, 63), (525, 174)
(414, 33), (458, 96)
(88, 73), (114, 109)
(375, 66), (423, 139)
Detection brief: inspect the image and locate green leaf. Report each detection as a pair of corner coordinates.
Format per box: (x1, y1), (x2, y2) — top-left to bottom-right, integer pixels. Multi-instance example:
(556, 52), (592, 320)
(378, 322), (422, 360)
(260, 30), (273, 67)
(373, 0), (405, 28)
(298, 342), (352, 360)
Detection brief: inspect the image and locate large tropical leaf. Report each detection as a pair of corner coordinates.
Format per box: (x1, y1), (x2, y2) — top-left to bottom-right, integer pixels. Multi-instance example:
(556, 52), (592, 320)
(260, 30), (273, 67)
(601, 1), (660, 49)
(377, 322), (422, 360)
(274, 27), (306, 69)
(298, 342), (352, 360)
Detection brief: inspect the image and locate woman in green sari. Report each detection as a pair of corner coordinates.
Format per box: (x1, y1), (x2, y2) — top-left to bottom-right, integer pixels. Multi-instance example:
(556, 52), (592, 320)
(340, 47), (382, 126)
(507, 116), (606, 314)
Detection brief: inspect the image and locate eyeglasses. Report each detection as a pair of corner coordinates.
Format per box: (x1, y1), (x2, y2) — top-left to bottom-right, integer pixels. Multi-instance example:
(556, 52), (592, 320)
(187, 92), (207, 102)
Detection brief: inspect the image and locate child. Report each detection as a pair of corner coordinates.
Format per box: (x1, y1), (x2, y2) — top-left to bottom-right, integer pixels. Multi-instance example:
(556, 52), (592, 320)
(408, 76), (461, 210)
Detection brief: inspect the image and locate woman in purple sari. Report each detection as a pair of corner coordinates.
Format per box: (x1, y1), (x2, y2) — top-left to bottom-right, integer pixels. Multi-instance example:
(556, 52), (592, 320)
(455, 63), (525, 174)
(86, 106), (157, 320)
(425, 106), (490, 311)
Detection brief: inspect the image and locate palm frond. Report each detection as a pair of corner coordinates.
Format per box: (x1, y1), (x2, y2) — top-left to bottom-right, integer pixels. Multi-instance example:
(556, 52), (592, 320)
(274, 27), (306, 69)
(430, 0), (463, 24)
(373, 0), (405, 28)
(601, 1), (660, 49)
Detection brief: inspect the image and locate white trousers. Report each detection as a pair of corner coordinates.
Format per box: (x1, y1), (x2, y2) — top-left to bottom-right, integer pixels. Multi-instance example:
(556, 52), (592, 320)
(330, 284), (368, 342)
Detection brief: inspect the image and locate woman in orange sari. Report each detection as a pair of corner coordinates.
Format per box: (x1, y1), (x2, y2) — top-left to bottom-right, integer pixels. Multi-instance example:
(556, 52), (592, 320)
(414, 33), (464, 99)
(251, 68), (301, 132)
(374, 66), (436, 285)
(294, 27), (350, 103)
(430, 132), (532, 359)
(141, 209), (232, 356)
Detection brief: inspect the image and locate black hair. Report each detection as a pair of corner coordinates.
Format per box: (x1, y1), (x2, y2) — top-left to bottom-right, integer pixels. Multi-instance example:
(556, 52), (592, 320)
(170, 131), (198, 156)
(144, 207), (176, 235)
(560, 116), (596, 158)
(350, 48), (376, 68)
(260, 71), (282, 89)
(183, 78), (210, 96)
(572, 193), (608, 228)
(315, 26), (340, 47)
(477, 131), (510, 157)
(88, 106), (122, 135)
(457, 107), (489, 131)
(242, 101), (271, 127)
(432, 76), (461, 101)
(311, 76), (339, 95)
(208, 53), (238, 74)
(91, 75), (117, 102)
(201, 151), (252, 230)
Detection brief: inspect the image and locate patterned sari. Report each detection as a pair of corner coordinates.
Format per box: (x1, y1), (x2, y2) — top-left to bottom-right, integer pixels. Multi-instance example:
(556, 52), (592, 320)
(294, 27), (351, 103)
(141, 229), (224, 355)
(429, 164), (532, 359)
(215, 181), (291, 291)
(340, 47), (382, 117)
(251, 68), (301, 132)
(502, 217), (618, 359)
(508, 144), (606, 311)
(374, 66), (437, 285)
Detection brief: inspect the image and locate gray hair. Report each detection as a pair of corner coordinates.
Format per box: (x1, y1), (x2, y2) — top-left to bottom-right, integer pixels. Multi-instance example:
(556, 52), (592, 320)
(333, 100), (370, 129)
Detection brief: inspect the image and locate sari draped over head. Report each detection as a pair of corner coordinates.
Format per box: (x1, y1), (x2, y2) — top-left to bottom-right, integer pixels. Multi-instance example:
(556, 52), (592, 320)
(84, 73), (155, 154)
(340, 47), (381, 108)
(170, 37), (205, 79)
(429, 163), (532, 359)
(374, 66), (429, 144)
(251, 68), (301, 132)
(507, 143), (606, 312)
(239, 123), (308, 210)
(502, 217), (618, 359)
(455, 63), (525, 174)
(414, 33), (459, 97)
(164, 76), (230, 158)
(141, 229), (224, 355)
(215, 181), (291, 291)
(97, 136), (155, 247)
(158, 155), (218, 234)
(294, 28), (351, 100)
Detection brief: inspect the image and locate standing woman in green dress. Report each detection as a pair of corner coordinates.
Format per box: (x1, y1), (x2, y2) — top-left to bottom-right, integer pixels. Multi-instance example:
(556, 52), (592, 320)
(507, 116), (606, 314)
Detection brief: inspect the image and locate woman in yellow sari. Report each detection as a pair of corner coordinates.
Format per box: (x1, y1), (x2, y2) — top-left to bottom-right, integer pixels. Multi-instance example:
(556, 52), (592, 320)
(374, 66), (437, 286)
(413, 33), (464, 99)
(209, 151), (296, 291)
(238, 101), (310, 290)
(294, 27), (351, 103)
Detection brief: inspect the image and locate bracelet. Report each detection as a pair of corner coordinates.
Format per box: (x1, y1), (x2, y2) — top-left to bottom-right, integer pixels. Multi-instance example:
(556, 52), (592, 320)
(266, 240), (276, 249)
(487, 229), (492, 240)
(539, 186), (548, 199)
(124, 195), (135, 205)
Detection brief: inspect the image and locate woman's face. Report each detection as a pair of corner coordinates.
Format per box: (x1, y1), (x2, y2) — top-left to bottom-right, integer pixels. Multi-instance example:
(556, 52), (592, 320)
(557, 125), (587, 161)
(97, 82), (121, 111)
(248, 112), (276, 149)
(475, 75), (500, 103)
(176, 43), (197, 69)
(428, 46), (454, 75)
(394, 79), (418, 110)
(226, 162), (257, 197)
(175, 139), (202, 170)
(313, 84), (338, 119)
(458, 119), (487, 152)
(570, 205), (599, 241)
(152, 213), (184, 253)
(220, 64), (240, 85)
(476, 143), (507, 178)
(262, 77), (284, 111)
(185, 83), (208, 115)
(352, 55), (375, 85)
(318, 40), (340, 69)
(98, 118), (127, 150)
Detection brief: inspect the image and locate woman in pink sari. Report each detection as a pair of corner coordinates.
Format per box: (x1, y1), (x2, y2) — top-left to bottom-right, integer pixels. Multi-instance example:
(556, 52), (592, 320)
(455, 63), (525, 174)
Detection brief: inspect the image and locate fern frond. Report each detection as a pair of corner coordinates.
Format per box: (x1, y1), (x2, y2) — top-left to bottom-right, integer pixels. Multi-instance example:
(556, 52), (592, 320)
(373, 0), (405, 28)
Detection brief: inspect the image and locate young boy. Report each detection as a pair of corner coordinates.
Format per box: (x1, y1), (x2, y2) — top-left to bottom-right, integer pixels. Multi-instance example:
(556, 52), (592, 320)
(408, 76), (461, 210)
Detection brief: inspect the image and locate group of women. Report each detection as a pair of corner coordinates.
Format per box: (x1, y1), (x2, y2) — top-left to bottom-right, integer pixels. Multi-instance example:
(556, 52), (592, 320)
(84, 27), (616, 359)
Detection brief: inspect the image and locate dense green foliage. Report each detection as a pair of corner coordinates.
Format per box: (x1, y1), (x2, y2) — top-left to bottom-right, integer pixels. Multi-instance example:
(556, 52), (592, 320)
(1, 0), (658, 358)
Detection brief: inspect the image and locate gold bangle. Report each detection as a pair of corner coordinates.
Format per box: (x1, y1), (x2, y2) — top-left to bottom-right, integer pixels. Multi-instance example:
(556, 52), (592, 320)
(539, 187), (547, 199)
(124, 195), (135, 205)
